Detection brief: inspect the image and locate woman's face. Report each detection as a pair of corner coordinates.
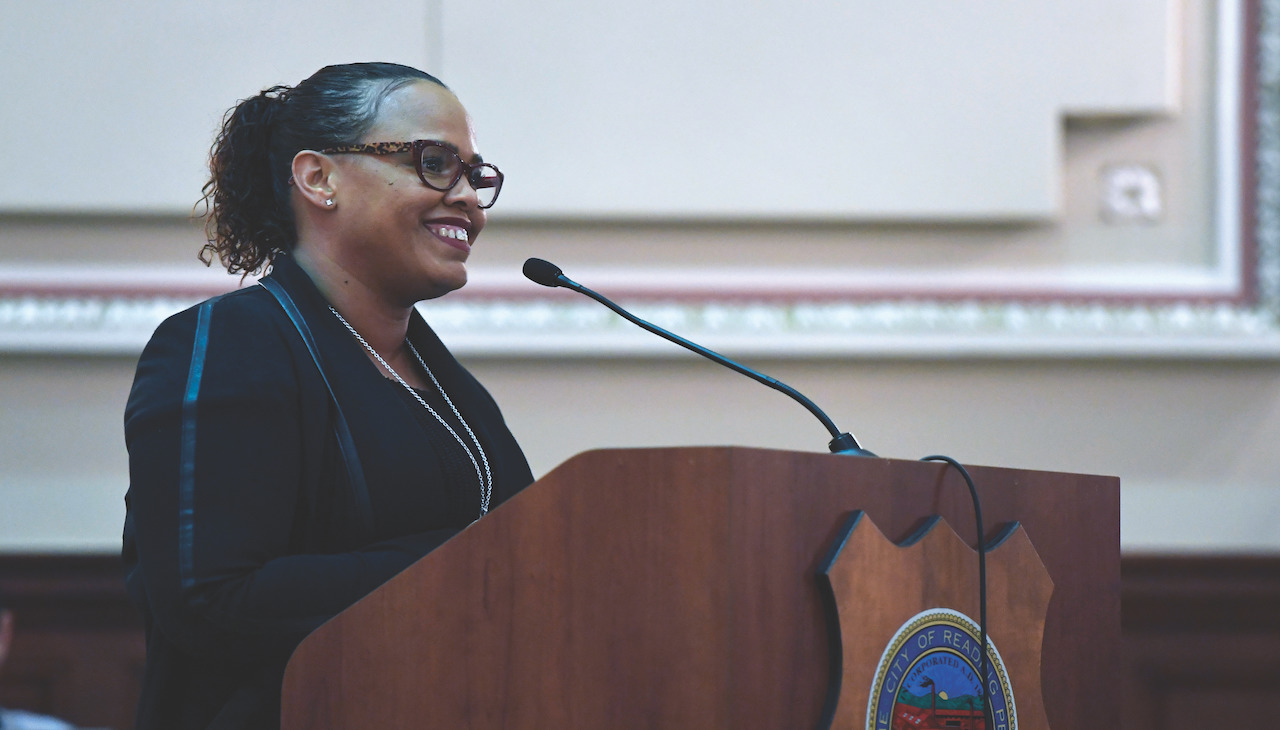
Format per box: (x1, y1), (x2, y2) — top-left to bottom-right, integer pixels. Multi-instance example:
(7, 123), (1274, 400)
(329, 81), (488, 305)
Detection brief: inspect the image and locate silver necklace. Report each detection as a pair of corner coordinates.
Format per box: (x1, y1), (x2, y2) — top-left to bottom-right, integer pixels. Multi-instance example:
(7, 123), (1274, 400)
(329, 306), (492, 518)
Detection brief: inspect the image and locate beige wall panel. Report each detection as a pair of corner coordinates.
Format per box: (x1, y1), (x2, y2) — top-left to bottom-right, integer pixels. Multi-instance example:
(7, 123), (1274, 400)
(3, 352), (1278, 553)
(444, 0), (1175, 218)
(0, 0), (433, 213)
(0, 355), (136, 551)
(0, 1), (1174, 218)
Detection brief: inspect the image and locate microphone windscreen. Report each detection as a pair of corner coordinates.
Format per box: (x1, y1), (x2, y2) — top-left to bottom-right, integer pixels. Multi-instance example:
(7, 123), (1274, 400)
(523, 257), (565, 287)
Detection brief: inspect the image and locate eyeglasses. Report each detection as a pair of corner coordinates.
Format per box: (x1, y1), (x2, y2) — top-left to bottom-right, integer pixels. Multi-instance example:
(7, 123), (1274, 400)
(319, 140), (504, 208)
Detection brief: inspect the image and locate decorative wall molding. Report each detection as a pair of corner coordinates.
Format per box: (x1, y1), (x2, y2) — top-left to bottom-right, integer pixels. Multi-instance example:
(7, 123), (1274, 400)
(4, 283), (1279, 358)
(2, 2), (1279, 359)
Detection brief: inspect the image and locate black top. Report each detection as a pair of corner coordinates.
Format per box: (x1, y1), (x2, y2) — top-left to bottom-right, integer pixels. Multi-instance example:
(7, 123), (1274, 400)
(122, 256), (533, 729)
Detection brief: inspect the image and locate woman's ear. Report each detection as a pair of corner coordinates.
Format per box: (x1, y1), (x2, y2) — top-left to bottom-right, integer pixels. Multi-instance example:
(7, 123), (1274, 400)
(291, 150), (338, 210)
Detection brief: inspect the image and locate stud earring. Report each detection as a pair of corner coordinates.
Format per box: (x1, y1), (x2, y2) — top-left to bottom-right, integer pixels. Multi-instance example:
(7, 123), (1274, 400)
(324, 199), (334, 207)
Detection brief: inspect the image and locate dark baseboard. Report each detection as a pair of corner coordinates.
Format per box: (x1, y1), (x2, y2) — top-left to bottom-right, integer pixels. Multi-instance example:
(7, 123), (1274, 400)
(1122, 554), (1280, 630)
(1120, 554), (1280, 730)
(2, 553), (1278, 730)
(0, 554), (144, 730)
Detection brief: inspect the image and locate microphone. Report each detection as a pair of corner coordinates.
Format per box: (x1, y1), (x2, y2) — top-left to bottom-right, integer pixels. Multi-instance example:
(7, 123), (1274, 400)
(522, 257), (875, 457)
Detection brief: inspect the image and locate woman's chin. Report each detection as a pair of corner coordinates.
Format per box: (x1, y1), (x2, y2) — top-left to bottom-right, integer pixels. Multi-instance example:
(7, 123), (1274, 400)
(412, 269), (468, 302)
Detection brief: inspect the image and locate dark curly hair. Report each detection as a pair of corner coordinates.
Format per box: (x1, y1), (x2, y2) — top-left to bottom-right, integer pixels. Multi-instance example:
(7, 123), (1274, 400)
(198, 62), (447, 275)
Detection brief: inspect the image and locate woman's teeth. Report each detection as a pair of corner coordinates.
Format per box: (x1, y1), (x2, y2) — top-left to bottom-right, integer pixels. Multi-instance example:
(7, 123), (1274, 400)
(434, 226), (469, 242)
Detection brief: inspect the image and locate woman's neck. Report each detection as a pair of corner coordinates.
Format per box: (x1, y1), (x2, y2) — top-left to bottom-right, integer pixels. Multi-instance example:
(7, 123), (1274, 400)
(292, 247), (413, 359)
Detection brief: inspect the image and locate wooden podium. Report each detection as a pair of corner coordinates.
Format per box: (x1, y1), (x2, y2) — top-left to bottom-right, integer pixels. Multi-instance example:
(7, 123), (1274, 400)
(281, 447), (1119, 729)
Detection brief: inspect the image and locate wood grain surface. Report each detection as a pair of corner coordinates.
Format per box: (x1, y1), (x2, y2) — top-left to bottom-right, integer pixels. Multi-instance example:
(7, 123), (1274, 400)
(280, 447), (1119, 729)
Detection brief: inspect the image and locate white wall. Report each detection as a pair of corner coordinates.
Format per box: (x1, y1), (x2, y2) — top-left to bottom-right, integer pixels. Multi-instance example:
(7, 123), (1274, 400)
(2, 0), (1175, 218)
(444, 0), (1177, 218)
(3, 349), (1280, 553)
(0, 0), (434, 212)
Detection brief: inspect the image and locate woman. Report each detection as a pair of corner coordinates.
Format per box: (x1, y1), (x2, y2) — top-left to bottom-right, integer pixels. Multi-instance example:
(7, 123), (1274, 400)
(122, 63), (533, 729)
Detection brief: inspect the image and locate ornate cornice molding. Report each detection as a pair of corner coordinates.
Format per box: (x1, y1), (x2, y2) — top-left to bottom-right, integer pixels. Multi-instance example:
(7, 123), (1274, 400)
(3, 286), (1278, 358)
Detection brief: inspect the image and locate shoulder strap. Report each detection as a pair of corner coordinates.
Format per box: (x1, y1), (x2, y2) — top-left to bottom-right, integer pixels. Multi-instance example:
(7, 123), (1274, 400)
(258, 278), (375, 536)
(178, 297), (216, 590)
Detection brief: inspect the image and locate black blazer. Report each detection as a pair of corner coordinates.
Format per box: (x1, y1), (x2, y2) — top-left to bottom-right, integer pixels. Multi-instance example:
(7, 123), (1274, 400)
(122, 256), (532, 729)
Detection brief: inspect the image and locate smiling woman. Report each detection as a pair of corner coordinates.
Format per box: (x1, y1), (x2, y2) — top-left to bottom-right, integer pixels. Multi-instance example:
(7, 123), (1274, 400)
(122, 63), (533, 730)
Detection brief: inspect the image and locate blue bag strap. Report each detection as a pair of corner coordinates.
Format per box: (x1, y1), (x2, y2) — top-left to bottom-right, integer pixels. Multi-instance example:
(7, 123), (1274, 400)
(178, 297), (216, 590)
(258, 278), (375, 536)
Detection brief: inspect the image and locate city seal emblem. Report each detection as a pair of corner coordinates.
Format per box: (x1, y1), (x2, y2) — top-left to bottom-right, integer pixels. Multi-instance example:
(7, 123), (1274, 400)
(867, 608), (1014, 730)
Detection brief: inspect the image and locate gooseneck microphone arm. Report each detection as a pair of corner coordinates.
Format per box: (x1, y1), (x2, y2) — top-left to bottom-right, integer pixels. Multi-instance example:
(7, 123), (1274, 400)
(522, 258), (874, 457)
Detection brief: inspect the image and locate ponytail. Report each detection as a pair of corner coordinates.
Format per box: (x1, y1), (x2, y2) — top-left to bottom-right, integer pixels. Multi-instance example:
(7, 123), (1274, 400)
(199, 85), (292, 275)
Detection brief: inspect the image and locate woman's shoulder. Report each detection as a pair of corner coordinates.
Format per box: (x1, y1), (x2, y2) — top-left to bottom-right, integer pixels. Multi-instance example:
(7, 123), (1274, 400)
(151, 284), (278, 336)
(141, 284), (307, 364)
(129, 285), (302, 413)
(147, 257), (329, 348)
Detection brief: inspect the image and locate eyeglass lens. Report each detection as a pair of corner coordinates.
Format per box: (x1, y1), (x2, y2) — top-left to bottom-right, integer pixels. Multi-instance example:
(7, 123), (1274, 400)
(418, 144), (502, 208)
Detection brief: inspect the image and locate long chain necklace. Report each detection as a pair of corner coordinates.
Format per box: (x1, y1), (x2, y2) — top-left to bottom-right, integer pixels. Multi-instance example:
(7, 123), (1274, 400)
(329, 306), (493, 518)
